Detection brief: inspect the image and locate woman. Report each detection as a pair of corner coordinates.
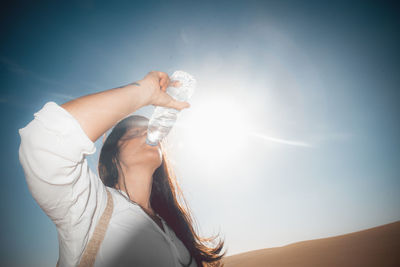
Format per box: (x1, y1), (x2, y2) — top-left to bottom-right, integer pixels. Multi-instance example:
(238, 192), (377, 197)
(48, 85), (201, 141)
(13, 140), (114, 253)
(18, 71), (226, 267)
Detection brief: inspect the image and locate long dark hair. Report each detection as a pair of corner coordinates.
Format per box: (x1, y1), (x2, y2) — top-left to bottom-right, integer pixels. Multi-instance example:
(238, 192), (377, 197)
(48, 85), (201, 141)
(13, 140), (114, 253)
(98, 115), (227, 267)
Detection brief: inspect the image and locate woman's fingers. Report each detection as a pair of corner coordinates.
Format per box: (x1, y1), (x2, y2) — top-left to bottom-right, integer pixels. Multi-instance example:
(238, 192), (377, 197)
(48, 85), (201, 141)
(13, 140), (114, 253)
(171, 80), (181, 88)
(155, 71), (182, 91)
(164, 80), (181, 90)
(152, 71), (167, 91)
(159, 76), (168, 92)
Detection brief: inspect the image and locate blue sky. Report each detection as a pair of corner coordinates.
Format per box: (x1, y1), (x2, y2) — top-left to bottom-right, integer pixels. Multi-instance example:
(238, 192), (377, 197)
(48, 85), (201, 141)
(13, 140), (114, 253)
(1, 0), (399, 266)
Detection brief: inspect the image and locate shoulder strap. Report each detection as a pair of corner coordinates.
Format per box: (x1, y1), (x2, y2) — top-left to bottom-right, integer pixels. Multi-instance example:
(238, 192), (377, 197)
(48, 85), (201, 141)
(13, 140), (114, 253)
(78, 188), (114, 266)
(56, 188), (114, 267)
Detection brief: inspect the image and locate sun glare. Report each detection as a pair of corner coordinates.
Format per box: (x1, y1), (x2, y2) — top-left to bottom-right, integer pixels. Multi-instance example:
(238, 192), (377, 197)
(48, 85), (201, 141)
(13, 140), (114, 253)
(169, 92), (254, 170)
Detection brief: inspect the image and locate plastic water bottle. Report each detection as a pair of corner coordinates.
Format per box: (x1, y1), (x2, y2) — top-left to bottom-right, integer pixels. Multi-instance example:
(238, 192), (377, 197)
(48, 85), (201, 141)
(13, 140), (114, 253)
(145, 70), (196, 146)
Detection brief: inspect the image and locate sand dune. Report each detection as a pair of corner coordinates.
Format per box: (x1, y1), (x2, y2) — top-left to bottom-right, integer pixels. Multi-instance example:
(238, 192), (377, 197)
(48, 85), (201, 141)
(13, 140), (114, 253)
(222, 220), (400, 267)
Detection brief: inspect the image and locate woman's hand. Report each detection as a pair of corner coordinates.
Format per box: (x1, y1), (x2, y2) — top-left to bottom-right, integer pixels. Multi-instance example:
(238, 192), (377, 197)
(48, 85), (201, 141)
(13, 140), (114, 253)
(135, 71), (191, 111)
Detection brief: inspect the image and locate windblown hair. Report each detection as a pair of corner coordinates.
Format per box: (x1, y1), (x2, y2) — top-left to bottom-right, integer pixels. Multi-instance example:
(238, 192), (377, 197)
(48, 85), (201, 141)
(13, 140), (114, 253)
(98, 115), (226, 267)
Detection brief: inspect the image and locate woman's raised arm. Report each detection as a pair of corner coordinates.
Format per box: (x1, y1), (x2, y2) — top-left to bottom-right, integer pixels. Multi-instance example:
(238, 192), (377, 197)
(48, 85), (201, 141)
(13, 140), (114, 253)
(61, 70), (190, 142)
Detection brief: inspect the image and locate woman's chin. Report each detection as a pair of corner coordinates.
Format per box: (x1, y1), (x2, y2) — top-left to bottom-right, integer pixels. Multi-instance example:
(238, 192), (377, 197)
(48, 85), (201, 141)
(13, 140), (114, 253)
(144, 149), (162, 166)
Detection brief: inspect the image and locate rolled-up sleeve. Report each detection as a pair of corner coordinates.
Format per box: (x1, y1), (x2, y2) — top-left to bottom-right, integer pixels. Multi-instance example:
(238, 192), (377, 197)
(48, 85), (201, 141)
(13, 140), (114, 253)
(18, 101), (108, 265)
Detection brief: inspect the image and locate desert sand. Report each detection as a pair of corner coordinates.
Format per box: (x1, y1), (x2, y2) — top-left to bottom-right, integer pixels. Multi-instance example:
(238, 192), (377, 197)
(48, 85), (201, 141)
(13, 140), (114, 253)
(222, 220), (400, 267)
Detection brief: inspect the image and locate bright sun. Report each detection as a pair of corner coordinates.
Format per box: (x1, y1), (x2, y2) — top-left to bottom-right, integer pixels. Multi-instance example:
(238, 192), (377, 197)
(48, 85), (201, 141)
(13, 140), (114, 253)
(166, 91), (254, 170)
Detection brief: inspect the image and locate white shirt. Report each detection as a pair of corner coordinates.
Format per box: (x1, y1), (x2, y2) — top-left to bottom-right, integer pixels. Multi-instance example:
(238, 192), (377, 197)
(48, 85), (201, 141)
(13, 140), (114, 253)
(18, 101), (197, 267)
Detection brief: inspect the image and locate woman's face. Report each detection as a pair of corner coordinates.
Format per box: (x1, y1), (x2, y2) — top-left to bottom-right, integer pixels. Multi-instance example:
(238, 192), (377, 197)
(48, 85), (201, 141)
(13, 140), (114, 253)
(117, 127), (162, 169)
